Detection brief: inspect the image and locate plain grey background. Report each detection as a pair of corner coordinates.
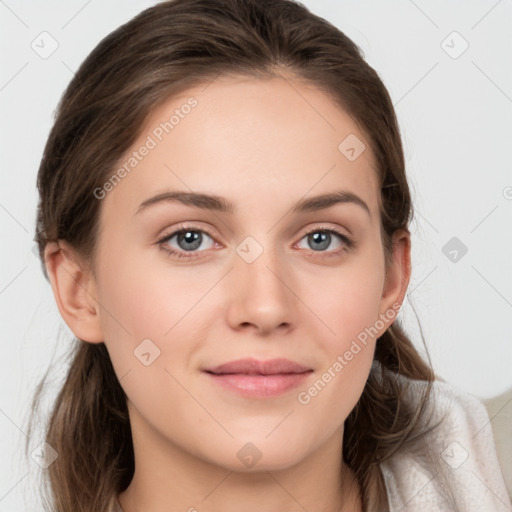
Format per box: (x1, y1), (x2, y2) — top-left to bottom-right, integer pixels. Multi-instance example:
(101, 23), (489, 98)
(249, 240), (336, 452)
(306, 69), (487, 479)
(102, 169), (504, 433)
(1, 1), (511, 510)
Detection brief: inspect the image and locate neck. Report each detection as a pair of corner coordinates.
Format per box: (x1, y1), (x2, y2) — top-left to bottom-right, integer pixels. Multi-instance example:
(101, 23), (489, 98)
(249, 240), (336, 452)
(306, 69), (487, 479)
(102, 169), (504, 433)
(119, 465), (361, 512)
(118, 410), (362, 512)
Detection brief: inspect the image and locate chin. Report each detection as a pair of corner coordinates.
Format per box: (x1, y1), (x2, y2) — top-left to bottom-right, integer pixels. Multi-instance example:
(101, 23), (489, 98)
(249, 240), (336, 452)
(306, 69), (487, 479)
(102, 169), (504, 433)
(200, 435), (312, 473)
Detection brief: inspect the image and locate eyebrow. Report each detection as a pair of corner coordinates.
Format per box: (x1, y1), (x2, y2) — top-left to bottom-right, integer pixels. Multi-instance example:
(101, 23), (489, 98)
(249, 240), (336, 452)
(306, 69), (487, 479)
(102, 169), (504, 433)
(135, 190), (370, 216)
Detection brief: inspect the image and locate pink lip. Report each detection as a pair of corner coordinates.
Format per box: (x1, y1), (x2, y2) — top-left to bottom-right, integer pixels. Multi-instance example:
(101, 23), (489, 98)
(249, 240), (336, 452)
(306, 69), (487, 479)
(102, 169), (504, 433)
(203, 358), (313, 398)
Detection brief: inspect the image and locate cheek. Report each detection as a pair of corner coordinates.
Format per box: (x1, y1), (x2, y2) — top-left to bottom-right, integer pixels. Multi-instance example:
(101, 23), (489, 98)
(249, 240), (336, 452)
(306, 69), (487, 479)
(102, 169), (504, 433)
(297, 282), (381, 432)
(94, 251), (169, 373)
(303, 252), (385, 401)
(97, 250), (201, 338)
(95, 261), (208, 421)
(322, 280), (380, 384)
(95, 251), (218, 380)
(314, 257), (385, 347)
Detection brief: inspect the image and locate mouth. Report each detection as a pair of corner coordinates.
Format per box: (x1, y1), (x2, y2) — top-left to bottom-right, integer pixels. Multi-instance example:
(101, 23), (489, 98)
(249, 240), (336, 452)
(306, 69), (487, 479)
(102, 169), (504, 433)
(203, 358), (313, 398)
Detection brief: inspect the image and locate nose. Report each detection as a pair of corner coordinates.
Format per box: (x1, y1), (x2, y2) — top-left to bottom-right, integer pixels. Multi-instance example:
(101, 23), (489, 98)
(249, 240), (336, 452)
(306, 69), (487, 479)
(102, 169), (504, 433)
(225, 242), (296, 336)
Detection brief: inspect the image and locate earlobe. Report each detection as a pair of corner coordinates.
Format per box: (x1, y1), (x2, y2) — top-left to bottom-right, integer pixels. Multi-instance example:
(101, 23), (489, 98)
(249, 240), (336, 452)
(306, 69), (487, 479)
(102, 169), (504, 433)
(44, 240), (104, 343)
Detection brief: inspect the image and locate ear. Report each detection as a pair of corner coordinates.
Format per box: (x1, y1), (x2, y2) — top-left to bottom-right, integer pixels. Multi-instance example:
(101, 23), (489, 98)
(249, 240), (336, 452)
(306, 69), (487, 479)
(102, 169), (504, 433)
(379, 229), (411, 318)
(44, 240), (104, 343)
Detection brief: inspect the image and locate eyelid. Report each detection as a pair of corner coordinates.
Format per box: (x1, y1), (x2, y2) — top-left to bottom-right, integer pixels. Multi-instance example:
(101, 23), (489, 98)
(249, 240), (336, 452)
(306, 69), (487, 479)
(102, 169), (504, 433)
(158, 221), (217, 239)
(297, 223), (351, 240)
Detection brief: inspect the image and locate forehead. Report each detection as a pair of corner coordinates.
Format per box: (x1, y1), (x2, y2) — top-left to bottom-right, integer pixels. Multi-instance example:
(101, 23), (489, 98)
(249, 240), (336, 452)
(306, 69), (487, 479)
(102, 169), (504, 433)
(102, 74), (380, 219)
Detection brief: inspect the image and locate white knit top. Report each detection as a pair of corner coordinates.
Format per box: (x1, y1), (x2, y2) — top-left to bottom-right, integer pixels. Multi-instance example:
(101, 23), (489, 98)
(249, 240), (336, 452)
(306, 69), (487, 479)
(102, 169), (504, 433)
(379, 378), (511, 511)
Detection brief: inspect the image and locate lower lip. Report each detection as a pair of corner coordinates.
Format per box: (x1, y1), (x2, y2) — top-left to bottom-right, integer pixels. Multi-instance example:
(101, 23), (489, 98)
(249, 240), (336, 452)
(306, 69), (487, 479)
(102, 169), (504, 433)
(204, 371), (312, 398)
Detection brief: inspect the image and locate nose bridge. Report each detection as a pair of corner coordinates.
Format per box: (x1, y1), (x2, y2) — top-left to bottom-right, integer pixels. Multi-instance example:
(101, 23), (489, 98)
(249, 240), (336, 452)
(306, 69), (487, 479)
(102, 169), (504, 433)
(227, 234), (294, 333)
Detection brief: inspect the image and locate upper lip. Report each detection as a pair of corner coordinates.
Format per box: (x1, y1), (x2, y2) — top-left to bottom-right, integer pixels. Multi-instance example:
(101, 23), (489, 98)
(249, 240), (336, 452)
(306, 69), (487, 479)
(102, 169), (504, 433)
(205, 358), (312, 375)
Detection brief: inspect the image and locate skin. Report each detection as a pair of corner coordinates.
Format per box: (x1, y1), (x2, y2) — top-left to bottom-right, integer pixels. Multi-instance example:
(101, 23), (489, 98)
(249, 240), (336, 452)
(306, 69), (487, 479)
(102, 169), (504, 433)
(45, 72), (411, 512)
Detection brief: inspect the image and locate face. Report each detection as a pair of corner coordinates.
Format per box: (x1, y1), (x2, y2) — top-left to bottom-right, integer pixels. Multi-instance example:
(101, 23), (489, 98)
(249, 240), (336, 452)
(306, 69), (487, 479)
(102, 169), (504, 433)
(83, 74), (406, 472)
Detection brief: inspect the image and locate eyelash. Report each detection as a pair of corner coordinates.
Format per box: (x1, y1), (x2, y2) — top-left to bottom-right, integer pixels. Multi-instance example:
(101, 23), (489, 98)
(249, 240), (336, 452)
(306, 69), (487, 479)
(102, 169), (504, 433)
(156, 223), (354, 260)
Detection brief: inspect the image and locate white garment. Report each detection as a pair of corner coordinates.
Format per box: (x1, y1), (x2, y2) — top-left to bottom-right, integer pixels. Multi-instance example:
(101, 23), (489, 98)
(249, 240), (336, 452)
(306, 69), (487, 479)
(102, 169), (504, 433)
(112, 378), (511, 512)
(380, 378), (511, 512)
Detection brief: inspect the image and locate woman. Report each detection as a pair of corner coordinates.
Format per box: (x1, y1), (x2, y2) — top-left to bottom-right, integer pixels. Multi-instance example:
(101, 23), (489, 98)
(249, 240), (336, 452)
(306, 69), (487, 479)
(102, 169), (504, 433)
(29, 0), (510, 511)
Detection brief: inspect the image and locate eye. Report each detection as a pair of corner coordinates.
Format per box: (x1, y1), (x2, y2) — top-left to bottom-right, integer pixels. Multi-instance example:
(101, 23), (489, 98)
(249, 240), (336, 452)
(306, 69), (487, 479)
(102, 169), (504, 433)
(157, 225), (217, 259)
(295, 227), (353, 255)
(157, 224), (354, 261)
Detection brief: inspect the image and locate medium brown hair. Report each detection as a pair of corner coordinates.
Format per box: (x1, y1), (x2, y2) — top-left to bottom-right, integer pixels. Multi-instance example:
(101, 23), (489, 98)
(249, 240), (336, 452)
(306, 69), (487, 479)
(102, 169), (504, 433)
(29, 0), (437, 510)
